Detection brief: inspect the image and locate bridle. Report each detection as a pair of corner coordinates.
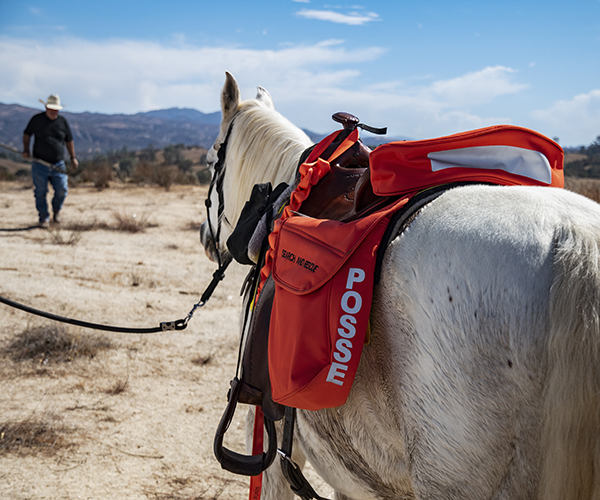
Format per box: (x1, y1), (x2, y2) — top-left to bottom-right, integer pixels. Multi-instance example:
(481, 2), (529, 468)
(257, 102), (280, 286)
(205, 119), (235, 270)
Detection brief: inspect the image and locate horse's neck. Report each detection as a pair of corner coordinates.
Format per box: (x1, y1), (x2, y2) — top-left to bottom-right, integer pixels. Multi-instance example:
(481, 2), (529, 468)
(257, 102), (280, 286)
(226, 117), (310, 223)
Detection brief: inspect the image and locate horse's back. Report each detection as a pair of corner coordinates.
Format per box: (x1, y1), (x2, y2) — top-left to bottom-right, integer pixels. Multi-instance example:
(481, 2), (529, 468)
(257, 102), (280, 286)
(364, 184), (600, 499)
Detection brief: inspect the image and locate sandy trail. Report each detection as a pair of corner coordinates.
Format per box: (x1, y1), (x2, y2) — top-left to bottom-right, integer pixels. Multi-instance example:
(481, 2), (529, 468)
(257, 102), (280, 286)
(0, 182), (263, 500)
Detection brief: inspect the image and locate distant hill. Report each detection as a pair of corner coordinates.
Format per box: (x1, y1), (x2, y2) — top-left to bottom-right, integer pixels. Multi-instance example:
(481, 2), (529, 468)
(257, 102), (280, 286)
(0, 103), (222, 158)
(0, 102), (418, 161)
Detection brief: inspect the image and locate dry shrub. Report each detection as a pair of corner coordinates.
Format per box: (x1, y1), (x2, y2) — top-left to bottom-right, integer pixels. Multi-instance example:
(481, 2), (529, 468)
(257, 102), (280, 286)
(111, 210), (156, 233)
(0, 413), (72, 456)
(565, 177), (600, 204)
(64, 220), (104, 232)
(0, 166), (15, 181)
(184, 220), (202, 232)
(191, 354), (212, 366)
(90, 164), (114, 191)
(47, 227), (83, 245)
(104, 377), (129, 395)
(131, 271), (142, 287)
(5, 324), (112, 364)
(154, 165), (180, 191)
(131, 163), (189, 190)
(131, 162), (155, 184)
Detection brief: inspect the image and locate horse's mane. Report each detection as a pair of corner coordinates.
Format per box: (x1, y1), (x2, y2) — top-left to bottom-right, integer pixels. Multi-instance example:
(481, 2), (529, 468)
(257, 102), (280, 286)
(223, 99), (313, 227)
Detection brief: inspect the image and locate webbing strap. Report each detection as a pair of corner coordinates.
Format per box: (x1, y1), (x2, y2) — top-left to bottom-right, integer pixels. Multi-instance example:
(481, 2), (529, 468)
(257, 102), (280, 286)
(279, 407), (330, 500)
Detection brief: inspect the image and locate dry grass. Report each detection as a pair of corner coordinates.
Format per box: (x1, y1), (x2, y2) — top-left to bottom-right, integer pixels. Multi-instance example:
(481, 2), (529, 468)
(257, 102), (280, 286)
(92, 164), (114, 191)
(191, 354), (213, 366)
(104, 377), (129, 395)
(565, 177), (600, 204)
(111, 210), (157, 233)
(63, 220), (105, 232)
(4, 324), (113, 364)
(46, 227), (83, 245)
(144, 475), (242, 500)
(0, 183), (280, 499)
(0, 413), (73, 456)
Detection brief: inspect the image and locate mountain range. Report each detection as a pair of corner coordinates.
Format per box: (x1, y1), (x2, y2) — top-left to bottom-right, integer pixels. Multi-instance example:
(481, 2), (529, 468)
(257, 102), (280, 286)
(0, 102), (403, 159)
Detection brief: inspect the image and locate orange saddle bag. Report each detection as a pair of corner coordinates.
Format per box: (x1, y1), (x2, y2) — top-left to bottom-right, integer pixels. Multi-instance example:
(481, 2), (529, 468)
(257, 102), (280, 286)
(265, 124), (564, 411)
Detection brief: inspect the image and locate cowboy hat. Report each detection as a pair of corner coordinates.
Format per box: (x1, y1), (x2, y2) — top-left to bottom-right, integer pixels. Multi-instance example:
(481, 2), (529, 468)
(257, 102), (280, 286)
(39, 94), (64, 110)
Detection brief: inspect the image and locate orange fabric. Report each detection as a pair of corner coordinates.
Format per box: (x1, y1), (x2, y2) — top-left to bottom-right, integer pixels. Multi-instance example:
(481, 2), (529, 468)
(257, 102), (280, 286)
(257, 129), (359, 298)
(370, 125), (564, 196)
(268, 196), (410, 409)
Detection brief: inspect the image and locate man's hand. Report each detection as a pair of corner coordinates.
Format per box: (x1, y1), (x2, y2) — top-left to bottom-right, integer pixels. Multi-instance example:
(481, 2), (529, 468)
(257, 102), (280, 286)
(71, 157), (79, 169)
(22, 151), (30, 159)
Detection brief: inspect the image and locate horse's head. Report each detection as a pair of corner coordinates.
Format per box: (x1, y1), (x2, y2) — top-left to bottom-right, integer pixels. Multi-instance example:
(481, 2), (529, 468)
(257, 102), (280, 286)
(200, 72), (312, 264)
(200, 71), (240, 263)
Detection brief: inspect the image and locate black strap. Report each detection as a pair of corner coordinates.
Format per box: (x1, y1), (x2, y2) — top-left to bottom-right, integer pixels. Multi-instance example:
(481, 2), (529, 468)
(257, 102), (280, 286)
(205, 120), (236, 270)
(0, 294), (178, 333)
(0, 255), (232, 334)
(279, 407), (330, 500)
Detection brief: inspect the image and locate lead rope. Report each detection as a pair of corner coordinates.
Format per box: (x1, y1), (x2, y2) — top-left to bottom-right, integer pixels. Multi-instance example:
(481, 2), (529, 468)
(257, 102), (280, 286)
(0, 255), (231, 334)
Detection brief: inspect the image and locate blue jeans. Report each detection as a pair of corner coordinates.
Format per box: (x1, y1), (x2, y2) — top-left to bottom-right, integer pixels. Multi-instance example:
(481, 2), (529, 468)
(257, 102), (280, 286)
(31, 161), (68, 222)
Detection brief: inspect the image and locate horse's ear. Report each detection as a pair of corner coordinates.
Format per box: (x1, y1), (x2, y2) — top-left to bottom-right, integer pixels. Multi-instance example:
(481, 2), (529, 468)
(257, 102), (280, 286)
(256, 86), (274, 110)
(221, 71), (241, 122)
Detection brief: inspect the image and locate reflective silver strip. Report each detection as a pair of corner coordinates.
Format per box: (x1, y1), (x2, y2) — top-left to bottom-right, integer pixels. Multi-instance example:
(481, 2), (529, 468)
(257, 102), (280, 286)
(427, 145), (552, 185)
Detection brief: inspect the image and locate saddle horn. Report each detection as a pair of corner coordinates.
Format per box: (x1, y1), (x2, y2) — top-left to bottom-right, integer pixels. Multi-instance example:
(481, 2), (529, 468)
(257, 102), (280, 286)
(332, 111), (387, 135)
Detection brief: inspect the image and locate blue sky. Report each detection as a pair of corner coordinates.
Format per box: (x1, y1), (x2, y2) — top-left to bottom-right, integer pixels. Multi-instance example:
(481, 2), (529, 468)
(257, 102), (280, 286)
(1, 1), (599, 146)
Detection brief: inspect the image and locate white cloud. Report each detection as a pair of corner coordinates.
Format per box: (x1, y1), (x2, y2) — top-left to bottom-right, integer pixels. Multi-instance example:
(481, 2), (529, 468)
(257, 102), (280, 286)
(262, 66), (530, 140)
(296, 9), (379, 25)
(532, 90), (600, 146)
(429, 66), (527, 108)
(292, 0), (310, 3)
(0, 36), (383, 115)
(0, 36), (553, 142)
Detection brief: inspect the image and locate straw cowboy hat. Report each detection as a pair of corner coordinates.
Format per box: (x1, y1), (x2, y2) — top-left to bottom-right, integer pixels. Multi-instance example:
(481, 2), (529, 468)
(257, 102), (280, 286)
(39, 94), (64, 110)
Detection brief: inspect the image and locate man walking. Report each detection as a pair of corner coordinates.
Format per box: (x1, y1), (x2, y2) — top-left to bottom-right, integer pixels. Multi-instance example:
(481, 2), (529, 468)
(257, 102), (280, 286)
(23, 94), (79, 227)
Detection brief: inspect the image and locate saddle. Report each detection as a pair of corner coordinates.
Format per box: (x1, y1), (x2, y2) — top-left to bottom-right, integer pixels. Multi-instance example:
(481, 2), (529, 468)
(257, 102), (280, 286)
(228, 113), (394, 417)
(214, 114), (565, 479)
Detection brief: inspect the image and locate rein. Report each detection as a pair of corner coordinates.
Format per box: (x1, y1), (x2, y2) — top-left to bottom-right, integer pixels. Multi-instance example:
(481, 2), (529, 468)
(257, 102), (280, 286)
(0, 255), (231, 334)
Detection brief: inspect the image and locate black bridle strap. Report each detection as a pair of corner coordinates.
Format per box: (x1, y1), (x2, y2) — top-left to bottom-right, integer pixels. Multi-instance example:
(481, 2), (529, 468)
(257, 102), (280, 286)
(205, 120), (235, 269)
(0, 255), (232, 334)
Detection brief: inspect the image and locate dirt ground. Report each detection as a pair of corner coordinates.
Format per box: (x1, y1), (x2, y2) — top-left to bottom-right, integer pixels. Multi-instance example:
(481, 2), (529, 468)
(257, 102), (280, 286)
(0, 181), (329, 500)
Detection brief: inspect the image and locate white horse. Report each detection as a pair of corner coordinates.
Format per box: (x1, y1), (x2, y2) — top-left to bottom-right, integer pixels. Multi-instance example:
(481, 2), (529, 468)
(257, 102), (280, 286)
(201, 72), (600, 500)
